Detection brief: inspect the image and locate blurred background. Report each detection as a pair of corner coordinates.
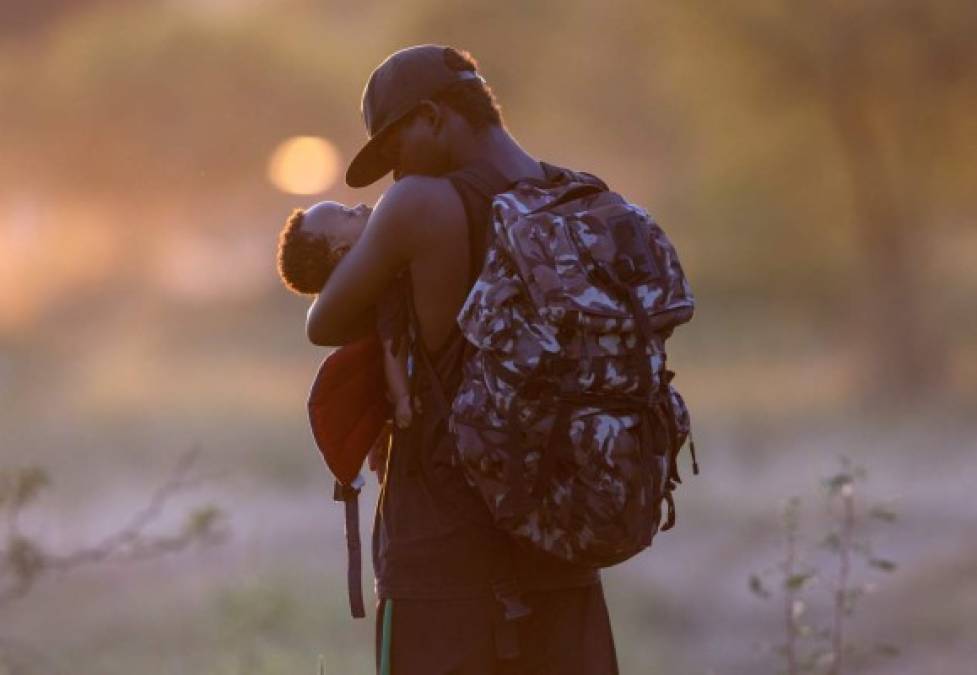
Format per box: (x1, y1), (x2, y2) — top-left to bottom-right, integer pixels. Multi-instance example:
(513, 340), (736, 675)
(1, 0), (974, 673)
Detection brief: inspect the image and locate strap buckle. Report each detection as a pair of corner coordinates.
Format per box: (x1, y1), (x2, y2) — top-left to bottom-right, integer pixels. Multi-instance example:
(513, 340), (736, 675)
(333, 474), (365, 502)
(491, 579), (531, 661)
(492, 579), (532, 622)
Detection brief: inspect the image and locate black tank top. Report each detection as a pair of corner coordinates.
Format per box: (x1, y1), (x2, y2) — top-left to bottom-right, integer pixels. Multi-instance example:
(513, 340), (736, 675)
(371, 160), (600, 599)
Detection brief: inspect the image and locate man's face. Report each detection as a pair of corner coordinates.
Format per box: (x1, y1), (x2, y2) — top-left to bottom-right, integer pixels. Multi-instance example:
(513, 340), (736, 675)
(378, 101), (451, 181)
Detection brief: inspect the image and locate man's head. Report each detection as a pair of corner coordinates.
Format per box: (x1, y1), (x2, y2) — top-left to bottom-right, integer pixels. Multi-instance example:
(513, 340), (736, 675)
(276, 201), (372, 295)
(345, 45), (504, 188)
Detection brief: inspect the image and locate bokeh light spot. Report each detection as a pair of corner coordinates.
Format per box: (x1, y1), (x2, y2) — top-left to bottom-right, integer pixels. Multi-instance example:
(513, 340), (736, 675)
(267, 136), (340, 194)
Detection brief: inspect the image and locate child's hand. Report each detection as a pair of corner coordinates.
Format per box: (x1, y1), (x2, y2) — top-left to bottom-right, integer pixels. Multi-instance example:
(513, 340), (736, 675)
(394, 394), (413, 429)
(368, 420), (393, 483)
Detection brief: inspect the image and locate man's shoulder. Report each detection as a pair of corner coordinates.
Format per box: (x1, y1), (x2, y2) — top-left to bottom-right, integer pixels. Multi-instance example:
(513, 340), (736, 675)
(374, 175), (466, 247)
(377, 174), (463, 219)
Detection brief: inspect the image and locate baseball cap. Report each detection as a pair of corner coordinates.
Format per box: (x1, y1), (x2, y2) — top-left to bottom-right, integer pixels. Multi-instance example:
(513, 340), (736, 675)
(345, 44), (485, 188)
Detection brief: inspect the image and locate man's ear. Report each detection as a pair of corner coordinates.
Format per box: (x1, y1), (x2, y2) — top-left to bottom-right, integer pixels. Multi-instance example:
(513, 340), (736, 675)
(415, 100), (443, 133)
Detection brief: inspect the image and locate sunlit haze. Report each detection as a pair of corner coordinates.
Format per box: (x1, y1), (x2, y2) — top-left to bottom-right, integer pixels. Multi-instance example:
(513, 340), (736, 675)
(266, 135), (341, 195)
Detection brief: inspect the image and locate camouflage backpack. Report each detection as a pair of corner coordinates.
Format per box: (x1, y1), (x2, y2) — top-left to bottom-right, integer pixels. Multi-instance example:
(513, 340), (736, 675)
(449, 161), (699, 568)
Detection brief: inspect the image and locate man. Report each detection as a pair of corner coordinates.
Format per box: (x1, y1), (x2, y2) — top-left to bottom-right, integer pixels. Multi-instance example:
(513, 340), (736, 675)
(307, 44), (619, 674)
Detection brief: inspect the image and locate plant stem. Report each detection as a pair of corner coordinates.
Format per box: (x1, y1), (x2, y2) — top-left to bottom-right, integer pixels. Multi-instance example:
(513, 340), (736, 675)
(785, 501), (799, 675)
(830, 483), (855, 675)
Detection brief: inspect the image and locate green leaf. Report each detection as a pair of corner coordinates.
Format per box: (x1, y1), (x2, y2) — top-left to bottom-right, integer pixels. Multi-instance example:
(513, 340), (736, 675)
(868, 558), (898, 572)
(868, 505), (897, 522)
(820, 532), (841, 552)
(823, 473), (853, 495)
(814, 627), (833, 640)
(785, 572), (813, 590)
(842, 588), (862, 614)
(183, 505), (228, 544)
(0, 467), (50, 510)
(6, 535), (47, 583)
(875, 643), (901, 657)
(783, 496), (802, 528)
(749, 574), (771, 598)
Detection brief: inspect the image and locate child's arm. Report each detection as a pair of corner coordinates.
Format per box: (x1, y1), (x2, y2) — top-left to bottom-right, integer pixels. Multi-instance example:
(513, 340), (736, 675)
(382, 334), (413, 429)
(368, 419), (392, 484)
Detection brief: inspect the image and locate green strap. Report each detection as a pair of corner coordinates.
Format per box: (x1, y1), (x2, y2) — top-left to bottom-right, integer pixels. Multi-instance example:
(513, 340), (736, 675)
(379, 599), (393, 675)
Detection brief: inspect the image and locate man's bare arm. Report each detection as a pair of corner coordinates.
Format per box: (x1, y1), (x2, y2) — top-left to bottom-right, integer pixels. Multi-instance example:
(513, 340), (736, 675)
(305, 176), (444, 346)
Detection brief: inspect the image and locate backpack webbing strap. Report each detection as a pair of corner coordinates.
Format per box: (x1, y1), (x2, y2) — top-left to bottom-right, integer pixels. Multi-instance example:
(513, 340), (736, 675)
(404, 280), (532, 658)
(334, 477), (365, 618)
(492, 575), (531, 660)
(533, 397), (574, 500)
(402, 159), (515, 423)
(457, 158), (513, 199)
(404, 277), (451, 424)
(405, 164), (534, 652)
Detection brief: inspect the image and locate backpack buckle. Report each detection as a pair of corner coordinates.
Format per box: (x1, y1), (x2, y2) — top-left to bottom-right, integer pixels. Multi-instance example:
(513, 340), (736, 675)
(614, 256), (638, 282)
(333, 475), (364, 502)
(492, 580), (532, 622)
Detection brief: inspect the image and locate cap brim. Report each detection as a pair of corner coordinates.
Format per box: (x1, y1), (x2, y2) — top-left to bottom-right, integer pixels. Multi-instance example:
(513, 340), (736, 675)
(345, 125), (396, 188)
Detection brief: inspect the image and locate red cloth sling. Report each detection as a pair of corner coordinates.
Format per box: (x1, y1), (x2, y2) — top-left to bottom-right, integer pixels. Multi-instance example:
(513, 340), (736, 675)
(306, 332), (391, 618)
(307, 332), (391, 486)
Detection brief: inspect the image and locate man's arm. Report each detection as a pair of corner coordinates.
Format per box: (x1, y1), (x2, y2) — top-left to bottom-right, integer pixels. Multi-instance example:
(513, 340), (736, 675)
(305, 176), (447, 346)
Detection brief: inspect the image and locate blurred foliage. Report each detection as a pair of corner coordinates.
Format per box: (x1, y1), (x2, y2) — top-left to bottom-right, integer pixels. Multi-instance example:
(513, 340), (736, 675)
(0, 451), (227, 613)
(750, 457), (901, 674)
(0, 467), (50, 512)
(1, 0), (973, 405)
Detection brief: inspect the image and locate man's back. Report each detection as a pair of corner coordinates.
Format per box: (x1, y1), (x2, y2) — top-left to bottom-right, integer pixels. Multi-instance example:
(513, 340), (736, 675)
(372, 161), (599, 594)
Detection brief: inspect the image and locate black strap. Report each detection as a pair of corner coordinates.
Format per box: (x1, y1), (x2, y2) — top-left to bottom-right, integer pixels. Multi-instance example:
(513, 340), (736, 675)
(404, 275), (452, 424)
(491, 576), (531, 660)
(533, 397), (574, 499)
(406, 160), (517, 422)
(403, 161), (537, 650)
(457, 158), (514, 199)
(334, 478), (365, 618)
(451, 160), (517, 287)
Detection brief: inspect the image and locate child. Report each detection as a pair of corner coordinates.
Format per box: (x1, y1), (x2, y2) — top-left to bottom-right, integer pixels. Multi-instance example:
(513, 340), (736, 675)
(276, 200), (414, 476)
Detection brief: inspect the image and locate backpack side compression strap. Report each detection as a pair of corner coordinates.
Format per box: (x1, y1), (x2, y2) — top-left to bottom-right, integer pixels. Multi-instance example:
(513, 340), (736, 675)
(334, 477), (365, 618)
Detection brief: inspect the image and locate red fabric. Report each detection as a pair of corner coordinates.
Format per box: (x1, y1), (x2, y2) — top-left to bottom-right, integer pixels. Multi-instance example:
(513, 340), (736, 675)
(307, 333), (391, 486)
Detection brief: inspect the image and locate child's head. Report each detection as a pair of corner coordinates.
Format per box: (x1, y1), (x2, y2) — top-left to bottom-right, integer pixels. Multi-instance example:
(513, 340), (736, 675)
(276, 201), (373, 295)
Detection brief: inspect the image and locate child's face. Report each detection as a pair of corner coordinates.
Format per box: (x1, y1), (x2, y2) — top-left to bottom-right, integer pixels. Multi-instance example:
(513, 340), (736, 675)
(302, 201), (373, 249)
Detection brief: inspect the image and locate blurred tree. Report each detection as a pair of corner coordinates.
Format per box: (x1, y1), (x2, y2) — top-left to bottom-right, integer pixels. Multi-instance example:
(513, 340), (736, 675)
(679, 0), (977, 403)
(0, 3), (371, 206)
(1, 0), (974, 404)
(0, 0), (131, 38)
(0, 449), (228, 610)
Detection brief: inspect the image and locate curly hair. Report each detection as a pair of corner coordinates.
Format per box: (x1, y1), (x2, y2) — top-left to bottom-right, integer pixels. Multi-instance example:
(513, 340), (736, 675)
(276, 209), (348, 295)
(431, 47), (504, 131)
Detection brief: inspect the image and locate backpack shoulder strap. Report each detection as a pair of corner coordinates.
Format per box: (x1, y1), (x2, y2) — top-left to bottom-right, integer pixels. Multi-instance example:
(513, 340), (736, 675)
(455, 158), (514, 200)
(407, 160), (518, 420)
(447, 160), (516, 287)
(537, 160), (609, 191)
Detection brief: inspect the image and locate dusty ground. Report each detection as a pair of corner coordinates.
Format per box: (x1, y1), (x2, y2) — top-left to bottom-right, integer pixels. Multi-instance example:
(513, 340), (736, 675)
(4, 409), (973, 674)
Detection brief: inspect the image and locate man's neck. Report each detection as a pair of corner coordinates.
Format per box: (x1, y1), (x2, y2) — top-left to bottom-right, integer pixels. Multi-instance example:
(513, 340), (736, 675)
(452, 126), (546, 183)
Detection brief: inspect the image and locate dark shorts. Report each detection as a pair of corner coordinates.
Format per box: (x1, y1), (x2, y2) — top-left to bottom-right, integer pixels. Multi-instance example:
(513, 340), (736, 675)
(374, 582), (619, 675)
